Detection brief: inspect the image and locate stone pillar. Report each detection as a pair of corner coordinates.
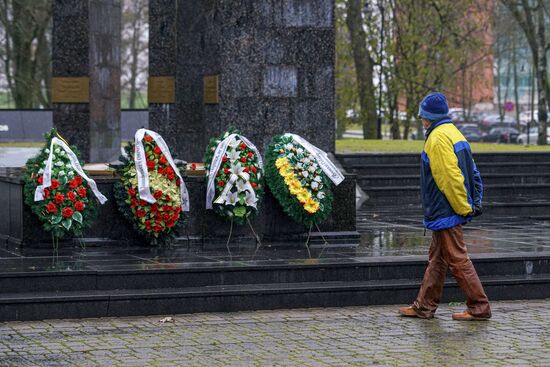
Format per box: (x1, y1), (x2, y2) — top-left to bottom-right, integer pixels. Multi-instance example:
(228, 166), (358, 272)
(148, 0), (180, 157)
(52, 0), (121, 163)
(149, 0), (335, 161)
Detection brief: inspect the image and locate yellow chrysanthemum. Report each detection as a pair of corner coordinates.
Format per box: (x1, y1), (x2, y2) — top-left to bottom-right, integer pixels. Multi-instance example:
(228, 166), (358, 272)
(304, 198), (320, 214)
(284, 175), (294, 186)
(275, 157), (289, 169)
(278, 167), (293, 178)
(297, 189), (311, 203)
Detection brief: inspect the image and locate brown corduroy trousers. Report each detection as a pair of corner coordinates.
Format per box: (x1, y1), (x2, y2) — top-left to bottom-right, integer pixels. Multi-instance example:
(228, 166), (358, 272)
(412, 225), (491, 318)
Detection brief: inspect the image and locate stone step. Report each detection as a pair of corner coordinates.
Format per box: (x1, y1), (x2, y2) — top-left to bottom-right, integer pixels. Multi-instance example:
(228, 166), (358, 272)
(358, 173), (550, 187)
(1, 273), (549, 321)
(1, 253), (548, 294)
(346, 162), (550, 176)
(360, 201), (550, 217)
(362, 183), (550, 203)
(337, 152), (550, 166)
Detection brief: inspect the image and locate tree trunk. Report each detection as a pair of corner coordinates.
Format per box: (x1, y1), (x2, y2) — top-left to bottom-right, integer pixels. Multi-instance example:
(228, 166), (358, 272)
(345, 0), (377, 140)
(536, 3), (548, 145)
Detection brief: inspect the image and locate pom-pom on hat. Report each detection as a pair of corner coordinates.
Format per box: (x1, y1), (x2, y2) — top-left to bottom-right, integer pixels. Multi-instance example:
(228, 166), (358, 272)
(418, 92), (449, 121)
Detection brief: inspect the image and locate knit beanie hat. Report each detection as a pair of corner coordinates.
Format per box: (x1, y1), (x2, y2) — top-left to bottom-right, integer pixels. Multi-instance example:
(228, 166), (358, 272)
(418, 92), (449, 121)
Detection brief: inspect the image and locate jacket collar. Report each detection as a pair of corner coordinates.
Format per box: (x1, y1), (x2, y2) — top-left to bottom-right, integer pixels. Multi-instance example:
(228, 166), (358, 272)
(425, 118), (452, 139)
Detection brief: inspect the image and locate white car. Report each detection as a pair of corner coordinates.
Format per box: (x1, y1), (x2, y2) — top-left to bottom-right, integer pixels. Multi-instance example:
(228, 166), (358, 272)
(517, 127), (550, 145)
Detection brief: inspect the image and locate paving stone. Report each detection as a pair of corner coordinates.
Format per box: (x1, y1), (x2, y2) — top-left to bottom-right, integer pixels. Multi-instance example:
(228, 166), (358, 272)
(0, 300), (549, 366)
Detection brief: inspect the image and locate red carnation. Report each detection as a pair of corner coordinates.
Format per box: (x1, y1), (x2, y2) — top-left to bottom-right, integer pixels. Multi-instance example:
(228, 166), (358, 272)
(62, 207), (74, 218)
(171, 213), (179, 221)
(223, 167), (229, 174)
(240, 143), (247, 150)
(147, 160), (155, 170)
(166, 220), (175, 228)
(164, 194), (171, 201)
(136, 209), (146, 217)
(68, 179), (79, 189)
(191, 163), (197, 170)
(159, 155), (167, 165)
(46, 202), (57, 213)
(251, 182), (258, 188)
(54, 193), (65, 204)
(252, 166), (257, 173)
(240, 157), (247, 163)
(243, 167), (249, 173)
(222, 156), (228, 163)
(74, 201), (85, 212)
(144, 135), (152, 142)
(175, 207), (182, 214)
(139, 199), (147, 206)
(166, 167), (174, 175)
(219, 180), (225, 187)
(154, 146), (161, 155)
(167, 172), (175, 180)
(151, 204), (159, 213)
(176, 179), (181, 187)
(163, 213), (171, 221)
(247, 152), (253, 158)
(37, 176), (43, 184)
(153, 190), (163, 199)
(67, 191), (77, 202)
(78, 187), (87, 197)
(127, 188), (136, 196)
(158, 167), (166, 175)
(75, 176), (83, 185)
(43, 188), (50, 198)
(153, 225), (163, 233)
(162, 205), (172, 212)
(51, 179), (60, 190)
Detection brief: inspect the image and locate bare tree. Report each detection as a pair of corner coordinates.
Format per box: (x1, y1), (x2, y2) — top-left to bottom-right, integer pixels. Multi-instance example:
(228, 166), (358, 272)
(345, 0), (378, 139)
(121, 0), (148, 109)
(0, 0), (51, 108)
(501, 0), (549, 145)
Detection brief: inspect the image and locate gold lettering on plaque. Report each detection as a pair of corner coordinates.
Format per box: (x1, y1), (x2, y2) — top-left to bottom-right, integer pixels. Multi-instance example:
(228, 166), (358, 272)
(52, 77), (89, 103)
(148, 76), (175, 103)
(203, 75), (219, 104)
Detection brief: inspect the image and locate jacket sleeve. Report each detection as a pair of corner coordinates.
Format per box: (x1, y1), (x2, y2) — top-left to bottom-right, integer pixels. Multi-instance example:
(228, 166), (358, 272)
(426, 136), (473, 216)
(472, 162), (483, 206)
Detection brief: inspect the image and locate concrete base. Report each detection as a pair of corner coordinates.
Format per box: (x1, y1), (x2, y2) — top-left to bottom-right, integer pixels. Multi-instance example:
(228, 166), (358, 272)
(0, 168), (357, 250)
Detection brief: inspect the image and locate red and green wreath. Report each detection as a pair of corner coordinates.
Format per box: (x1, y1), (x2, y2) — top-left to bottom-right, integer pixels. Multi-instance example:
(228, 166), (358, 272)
(114, 129), (188, 245)
(23, 129), (103, 240)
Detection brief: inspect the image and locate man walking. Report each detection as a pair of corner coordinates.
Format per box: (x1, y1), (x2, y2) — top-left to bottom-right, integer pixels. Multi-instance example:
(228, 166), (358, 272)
(399, 92), (491, 321)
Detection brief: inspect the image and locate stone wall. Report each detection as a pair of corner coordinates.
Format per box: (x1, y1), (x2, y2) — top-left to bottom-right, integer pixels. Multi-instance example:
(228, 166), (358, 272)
(150, 0), (335, 162)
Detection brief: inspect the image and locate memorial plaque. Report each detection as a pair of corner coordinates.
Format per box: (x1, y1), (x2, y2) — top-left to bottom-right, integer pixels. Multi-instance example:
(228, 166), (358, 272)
(148, 76), (175, 103)
(52, 77), (90, 103)
(203, 75), (219, 104)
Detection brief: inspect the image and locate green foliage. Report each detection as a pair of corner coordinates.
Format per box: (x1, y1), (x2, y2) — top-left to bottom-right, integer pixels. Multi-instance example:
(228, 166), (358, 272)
(203, 128), (264, 225)
(265, 135), (334, 227)
(113, 136), (185, 246)
(23, 128), (98, 240)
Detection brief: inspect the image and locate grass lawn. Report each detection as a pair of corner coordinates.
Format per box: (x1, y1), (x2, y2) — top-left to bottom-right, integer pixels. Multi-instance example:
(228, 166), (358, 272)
(336, 139), (550, 154)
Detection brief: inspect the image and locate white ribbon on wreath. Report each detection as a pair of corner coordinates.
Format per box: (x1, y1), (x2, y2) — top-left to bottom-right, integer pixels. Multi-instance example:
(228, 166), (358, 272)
(134, 128), (190, 211)
(206, 133), (263, 209)
(34, 137), (108, 204)
(283, 133), (345, 186)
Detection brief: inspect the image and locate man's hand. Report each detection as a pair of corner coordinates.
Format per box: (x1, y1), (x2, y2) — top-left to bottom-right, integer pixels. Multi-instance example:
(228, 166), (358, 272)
(471, 205), (482, 217)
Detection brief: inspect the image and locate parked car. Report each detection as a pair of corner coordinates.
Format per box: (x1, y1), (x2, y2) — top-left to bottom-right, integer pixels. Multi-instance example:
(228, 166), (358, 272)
(517, 127), (550, 145)
(480, 114), (516, 130)
(456, 124), (482, 142)
(481, 127), (520, 143)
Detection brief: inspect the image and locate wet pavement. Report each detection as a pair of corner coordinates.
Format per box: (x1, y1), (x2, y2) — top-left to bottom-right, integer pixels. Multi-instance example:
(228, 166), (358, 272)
(1, 211), (549, 273)
(0, 147), (40, 167)
(0, 299), (548, 366)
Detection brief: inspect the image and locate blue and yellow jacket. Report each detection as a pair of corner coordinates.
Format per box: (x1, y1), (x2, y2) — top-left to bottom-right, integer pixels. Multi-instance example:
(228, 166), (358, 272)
(421, 119), (483, 231)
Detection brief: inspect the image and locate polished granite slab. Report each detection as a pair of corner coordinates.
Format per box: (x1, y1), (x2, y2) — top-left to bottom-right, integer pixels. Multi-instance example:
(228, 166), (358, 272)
(1, 211), (549, 274)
